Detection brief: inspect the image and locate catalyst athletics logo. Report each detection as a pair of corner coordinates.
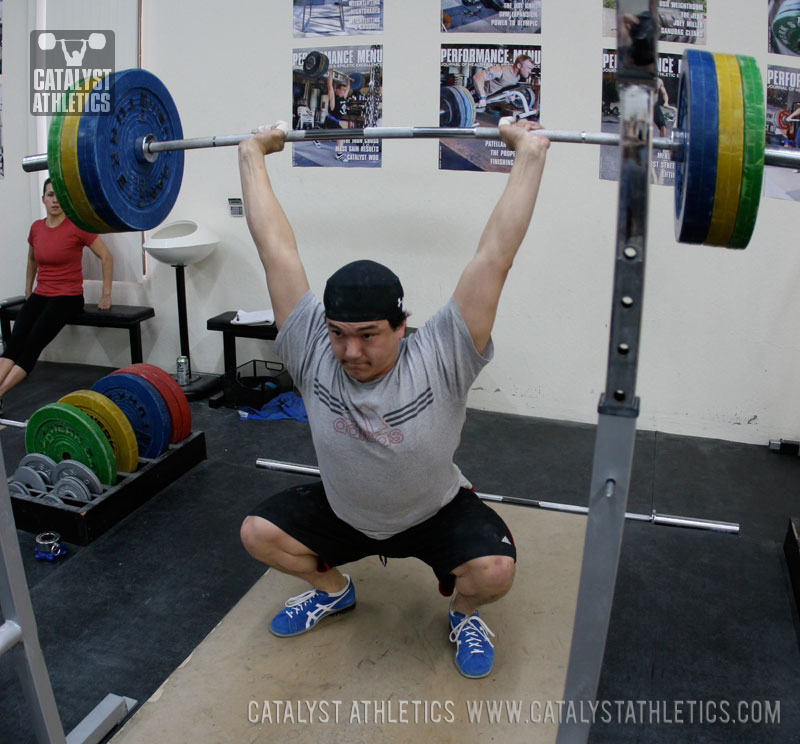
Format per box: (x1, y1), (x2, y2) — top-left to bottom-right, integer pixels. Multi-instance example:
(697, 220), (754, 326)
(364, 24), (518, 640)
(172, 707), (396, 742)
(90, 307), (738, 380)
(30, 30), (115, 115)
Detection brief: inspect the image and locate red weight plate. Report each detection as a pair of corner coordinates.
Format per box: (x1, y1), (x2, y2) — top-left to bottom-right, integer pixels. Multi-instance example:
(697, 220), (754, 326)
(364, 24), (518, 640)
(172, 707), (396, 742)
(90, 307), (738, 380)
(115, 364), (191, 442)
(130, 364), (192, 441)
(112, 365), (184, 444)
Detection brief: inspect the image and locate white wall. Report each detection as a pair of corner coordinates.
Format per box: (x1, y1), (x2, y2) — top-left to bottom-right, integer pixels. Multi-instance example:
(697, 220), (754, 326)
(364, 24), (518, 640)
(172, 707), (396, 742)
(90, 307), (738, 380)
(1, 0), (799, 446)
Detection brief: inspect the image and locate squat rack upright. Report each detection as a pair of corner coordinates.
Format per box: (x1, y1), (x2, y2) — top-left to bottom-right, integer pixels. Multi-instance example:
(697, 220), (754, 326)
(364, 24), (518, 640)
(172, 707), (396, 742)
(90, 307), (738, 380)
(557, 2), (665, 741)
(0, 444), (136, 743)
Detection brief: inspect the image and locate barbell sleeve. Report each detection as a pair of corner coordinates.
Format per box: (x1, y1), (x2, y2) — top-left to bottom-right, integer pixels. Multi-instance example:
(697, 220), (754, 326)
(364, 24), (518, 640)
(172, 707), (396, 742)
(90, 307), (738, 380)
(253, 457), (739, 534)
(0, 418), (28, 430)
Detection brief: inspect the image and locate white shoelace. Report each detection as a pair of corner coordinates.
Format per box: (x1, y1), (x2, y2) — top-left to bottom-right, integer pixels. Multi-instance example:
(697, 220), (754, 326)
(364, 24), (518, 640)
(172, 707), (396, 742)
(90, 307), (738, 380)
(283, 579), (350, 628)
(449, 614), (496, 654)
(284, 588), (322, 614)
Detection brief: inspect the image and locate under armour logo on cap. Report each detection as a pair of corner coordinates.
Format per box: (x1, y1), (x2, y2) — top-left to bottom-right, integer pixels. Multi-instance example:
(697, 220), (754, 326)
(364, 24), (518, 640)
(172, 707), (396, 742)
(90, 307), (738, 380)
(324, 260), (405, 323)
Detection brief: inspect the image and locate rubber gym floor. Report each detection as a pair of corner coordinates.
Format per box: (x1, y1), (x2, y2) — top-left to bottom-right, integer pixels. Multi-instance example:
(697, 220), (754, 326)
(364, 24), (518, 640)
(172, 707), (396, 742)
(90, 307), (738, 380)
(1, 361), (799, 742)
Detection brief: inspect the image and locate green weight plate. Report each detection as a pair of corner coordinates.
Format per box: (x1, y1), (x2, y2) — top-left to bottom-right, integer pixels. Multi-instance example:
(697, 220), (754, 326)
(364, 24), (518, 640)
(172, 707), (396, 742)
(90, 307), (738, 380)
(706, 54), (744, 248)
(46, 81), (102, 233)
(773, 9), (800, 53)
(58, 389), (139, 473)
(60, 75), (117, 234)
(728, 56), (765, 249)
(25, 403), (117, 486)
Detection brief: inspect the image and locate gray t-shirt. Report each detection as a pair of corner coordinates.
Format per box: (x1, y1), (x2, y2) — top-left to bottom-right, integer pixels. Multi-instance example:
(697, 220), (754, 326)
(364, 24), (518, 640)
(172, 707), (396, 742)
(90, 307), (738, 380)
(275, 291), (493, 539)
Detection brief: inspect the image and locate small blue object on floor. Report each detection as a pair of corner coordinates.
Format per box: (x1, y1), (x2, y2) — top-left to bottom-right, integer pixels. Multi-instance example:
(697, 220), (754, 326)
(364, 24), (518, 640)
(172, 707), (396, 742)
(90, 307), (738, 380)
(238, 392), (308, 423)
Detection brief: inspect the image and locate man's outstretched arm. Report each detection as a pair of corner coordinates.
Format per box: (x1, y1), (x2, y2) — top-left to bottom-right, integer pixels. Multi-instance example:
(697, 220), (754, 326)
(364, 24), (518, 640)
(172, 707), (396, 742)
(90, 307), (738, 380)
(453, 120), (549, 354)
(238, 125), (311, 329)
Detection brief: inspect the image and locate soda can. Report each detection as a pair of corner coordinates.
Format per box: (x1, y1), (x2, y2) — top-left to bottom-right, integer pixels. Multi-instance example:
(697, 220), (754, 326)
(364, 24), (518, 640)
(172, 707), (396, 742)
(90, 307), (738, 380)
(176, 356), (189, 386)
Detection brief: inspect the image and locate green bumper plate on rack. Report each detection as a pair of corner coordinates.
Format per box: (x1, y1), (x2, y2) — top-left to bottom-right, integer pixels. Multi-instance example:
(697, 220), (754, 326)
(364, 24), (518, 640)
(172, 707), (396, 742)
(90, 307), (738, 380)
(25, 402), (117, 486)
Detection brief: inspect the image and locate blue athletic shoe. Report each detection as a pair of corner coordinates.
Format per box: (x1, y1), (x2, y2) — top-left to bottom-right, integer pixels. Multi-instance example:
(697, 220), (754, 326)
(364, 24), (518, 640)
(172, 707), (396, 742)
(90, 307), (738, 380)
(449, 602), (496, 679)
(269, 575), (356, 637)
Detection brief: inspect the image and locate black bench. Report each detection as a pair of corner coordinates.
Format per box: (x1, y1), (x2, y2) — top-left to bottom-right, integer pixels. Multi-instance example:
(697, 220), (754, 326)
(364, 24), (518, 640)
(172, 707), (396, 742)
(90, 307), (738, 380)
(0, 296), (155, 364)
(206, 311), (279, 377)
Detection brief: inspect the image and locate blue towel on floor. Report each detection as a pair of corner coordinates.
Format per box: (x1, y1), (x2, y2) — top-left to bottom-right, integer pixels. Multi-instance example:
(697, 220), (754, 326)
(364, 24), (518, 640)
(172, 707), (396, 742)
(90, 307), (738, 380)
(238, 392), (308, 423)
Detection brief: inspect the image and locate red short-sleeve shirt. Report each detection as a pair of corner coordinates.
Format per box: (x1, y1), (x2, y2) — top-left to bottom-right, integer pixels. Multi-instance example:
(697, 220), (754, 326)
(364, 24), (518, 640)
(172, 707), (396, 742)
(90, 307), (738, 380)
(28, 218), (98, 297)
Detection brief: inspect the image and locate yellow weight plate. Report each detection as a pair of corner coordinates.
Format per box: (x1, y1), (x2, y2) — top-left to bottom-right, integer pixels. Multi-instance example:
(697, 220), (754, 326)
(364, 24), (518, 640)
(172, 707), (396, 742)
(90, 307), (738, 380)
(705, 54), (744, 247)
(60, 75), (116, 233)
(58, 389), (139, 474)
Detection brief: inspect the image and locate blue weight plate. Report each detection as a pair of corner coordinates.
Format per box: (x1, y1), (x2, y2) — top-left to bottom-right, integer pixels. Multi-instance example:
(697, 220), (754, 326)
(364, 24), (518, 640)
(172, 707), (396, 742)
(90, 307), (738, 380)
(674, 49), (719, 245)
(90, 373), (170, 458)
(76, 68), (184, 231)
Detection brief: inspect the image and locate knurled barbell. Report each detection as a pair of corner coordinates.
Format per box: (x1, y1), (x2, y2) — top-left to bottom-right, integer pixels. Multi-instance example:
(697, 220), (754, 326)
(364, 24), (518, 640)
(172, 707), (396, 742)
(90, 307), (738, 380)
(20, 50), (800, 247)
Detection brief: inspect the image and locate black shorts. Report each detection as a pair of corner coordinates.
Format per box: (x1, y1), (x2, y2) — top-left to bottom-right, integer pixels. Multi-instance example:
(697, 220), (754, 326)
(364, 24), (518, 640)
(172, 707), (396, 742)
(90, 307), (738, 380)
(248, 482), (517, 596)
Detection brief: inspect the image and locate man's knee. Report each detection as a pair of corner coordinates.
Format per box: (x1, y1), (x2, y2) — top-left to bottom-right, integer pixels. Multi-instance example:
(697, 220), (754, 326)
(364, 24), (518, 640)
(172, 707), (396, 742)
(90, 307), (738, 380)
(240, 515), (283, 555)
(456, 555), (516, 593)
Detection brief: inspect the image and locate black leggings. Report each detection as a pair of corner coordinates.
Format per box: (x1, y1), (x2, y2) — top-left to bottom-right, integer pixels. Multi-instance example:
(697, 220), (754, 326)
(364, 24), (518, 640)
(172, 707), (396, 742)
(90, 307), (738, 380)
(1, 293), (84, 374)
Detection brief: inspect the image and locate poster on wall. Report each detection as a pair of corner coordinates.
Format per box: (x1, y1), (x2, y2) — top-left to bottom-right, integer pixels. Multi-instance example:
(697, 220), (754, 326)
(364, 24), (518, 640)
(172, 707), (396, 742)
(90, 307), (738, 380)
(440, 44), (540, 173)
(293, 0), (383, 37)
(601, 0), (707, 45)
(292, 44), (383, 168)
(769, 0), (800, 57)
(441, 0), (542, 34)
(599, 49), (680, 186)
(764, 65), (800, 201)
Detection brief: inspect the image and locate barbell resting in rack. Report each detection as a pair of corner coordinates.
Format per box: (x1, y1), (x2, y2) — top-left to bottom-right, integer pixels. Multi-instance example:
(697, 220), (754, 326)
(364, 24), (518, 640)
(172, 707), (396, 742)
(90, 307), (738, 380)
(254, 458), (740, 535)
(19, 51), (800, 246)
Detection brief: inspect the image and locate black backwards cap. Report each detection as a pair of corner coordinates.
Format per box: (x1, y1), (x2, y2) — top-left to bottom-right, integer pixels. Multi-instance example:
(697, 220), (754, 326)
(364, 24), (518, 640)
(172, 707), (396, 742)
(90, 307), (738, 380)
(323, 260), (405, 323)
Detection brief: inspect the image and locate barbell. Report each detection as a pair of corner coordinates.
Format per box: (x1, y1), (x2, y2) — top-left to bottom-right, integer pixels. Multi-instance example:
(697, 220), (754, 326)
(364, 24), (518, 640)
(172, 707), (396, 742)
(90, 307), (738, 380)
(254, 457), (740, 534)
(20, 50), (800, 247)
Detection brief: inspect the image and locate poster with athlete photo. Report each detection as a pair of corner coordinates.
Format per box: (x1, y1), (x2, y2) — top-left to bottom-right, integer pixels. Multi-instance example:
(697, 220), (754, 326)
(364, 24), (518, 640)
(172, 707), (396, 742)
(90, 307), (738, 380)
(764, 65), (800, 201)
(293, 0), (383, 38)
(440, 44), (540, 173)
(292, 44), (383, 168)
(599, 49), (681, 186)
(601, 0), (707, 45)
(769, 0), (800, 57)
(441, 0), (542, 34)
